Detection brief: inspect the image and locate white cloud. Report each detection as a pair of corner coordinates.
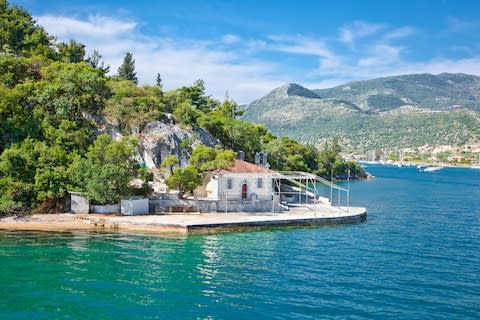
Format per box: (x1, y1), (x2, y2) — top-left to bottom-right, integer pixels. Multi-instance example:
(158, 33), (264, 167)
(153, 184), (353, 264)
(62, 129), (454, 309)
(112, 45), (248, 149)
(33, 14), (480, 103)
(400, 57), (480, 76)
(37, 15), (136, 38)
(272, 36), (332, 57)
(358, 44), (404, 67)
(383, 26), (415, 40)
(263, 35), (344, 71)
(445, 16), (480, 32)
(339, 20), (384, 45)
(35, 14), (280, 104)
(221, 34), (241, 44)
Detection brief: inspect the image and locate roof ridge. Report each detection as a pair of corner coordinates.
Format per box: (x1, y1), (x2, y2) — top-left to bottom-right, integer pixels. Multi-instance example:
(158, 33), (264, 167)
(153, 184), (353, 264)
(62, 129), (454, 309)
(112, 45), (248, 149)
(220, 159), (273, 173)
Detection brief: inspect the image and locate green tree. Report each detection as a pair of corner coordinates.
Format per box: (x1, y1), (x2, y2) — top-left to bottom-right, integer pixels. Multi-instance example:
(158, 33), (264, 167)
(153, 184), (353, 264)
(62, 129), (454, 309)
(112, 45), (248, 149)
(216, 98), (244, 118)
(0, 138), (77, 209)
(189, 144), (216, 170)
(82, 163), (133, 204)
(42, 119), (90, 152)
(173, 101), (201, 127)
(0, 54), (42, 88)
(174, 79), (217, 113)
(117, 52), (138, 84)
(104, 80), (164, 132)
(57, 40), (85, 63)
(165, 165), (202, 199)
(33, 143), (76, 202)
(315, 137), (364, 179)
(221, 119), (268, 161)
(265, 136), (318, 172)
(33, 62), (110, 126)
(161, 154), (179, 174)
(0, 0), (55, 57)
(189, 145), (235, 172)
(210, 148), (236, 170)
(71, 134), (142, 204)
(316, 139), (341, 178)
(156, 73), (163, 89)
(0, 176), (24, 214)
(164, 146), (235, 199)
(87, 50), (110, 74)
(0, 83), (42, 151)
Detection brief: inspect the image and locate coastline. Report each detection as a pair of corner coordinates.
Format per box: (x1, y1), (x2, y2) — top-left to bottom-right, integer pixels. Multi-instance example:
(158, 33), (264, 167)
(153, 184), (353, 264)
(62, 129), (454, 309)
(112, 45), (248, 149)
(358, 160), (480, 169)
(0, 205), (367, 235)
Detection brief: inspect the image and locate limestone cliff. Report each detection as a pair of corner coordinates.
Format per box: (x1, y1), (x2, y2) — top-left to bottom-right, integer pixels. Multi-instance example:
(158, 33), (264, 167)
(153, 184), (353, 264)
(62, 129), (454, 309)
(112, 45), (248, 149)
(138, 120), (220, 169)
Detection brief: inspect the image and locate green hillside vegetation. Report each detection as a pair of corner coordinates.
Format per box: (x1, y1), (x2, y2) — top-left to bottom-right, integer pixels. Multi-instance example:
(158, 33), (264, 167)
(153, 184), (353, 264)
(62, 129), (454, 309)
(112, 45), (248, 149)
(243, 78), (480, 151)
(0, 1), (362, 214)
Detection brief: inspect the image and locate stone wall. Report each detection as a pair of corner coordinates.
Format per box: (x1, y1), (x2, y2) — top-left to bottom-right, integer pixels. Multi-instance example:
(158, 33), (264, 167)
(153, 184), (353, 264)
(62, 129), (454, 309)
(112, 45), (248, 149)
(149, 196), (284, 214)
(216, 199), (282, 213)
(152, 193), (181, 200)
(70, 192), (284, 215)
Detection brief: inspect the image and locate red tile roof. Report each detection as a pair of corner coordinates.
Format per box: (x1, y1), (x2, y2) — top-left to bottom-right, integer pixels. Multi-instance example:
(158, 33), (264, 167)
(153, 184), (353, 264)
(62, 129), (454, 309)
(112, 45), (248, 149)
(220, 160), (273, 173)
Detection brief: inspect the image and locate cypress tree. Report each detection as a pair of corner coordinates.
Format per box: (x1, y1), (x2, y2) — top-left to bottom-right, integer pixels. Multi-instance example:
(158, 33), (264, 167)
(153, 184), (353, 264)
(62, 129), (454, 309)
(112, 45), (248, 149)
(156, 73), (163, 89)
(117, 52), (138, 84)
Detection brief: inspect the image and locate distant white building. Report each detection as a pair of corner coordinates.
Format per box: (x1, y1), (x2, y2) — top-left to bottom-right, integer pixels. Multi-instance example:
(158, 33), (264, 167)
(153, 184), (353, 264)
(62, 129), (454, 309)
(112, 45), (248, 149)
(204, 156), (274, 201)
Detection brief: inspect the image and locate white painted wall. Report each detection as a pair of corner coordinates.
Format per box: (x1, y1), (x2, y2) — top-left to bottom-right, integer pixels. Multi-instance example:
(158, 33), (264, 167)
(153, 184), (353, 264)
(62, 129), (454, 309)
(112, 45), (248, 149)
(92, 204), (120, 214)
(70, 192), (89, 214)
(121, 198), (149, 215)
(208, 173), (273, 200)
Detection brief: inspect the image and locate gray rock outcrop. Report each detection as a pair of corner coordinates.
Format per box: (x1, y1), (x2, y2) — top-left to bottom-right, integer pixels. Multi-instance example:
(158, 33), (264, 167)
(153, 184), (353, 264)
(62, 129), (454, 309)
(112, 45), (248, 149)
(138, 120), (220, 169)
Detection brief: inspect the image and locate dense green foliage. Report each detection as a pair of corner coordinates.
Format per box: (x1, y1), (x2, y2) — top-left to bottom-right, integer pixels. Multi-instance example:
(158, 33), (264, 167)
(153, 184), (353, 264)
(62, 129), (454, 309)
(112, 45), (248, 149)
(164, 146), (236, 198)
(117, 52), (138, 84)
(315, 138), (365, 179)
(165, 165), (202, 199)
(70, 135), (144, 204)
(188, 145), (236, 172)
(0, 0), (55, 58)
(161, 154), (179, 174)
(105, 80), (164, 132)
(0, 1), (148, 212)
(0, 1), (363, 213)
(264, 136), (318, 172)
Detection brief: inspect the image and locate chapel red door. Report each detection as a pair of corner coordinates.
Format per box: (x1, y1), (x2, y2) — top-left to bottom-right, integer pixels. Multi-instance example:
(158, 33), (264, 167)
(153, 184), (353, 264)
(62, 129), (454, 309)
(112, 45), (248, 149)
(241, 183), (247, 199)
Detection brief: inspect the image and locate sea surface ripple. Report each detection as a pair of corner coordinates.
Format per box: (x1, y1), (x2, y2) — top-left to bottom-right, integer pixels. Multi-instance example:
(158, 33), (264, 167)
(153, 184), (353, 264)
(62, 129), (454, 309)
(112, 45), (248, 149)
(1, 165), (479, 319)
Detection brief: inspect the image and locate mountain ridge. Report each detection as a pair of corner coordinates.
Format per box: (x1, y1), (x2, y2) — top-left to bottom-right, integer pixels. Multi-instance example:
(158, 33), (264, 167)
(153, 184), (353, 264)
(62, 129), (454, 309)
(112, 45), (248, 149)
(313, 73), (480, 113)
(242, 73), (480, 151)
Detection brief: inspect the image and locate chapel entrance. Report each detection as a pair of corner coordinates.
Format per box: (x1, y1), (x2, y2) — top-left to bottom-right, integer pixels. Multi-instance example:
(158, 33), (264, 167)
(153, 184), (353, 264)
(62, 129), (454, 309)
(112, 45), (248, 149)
(241, 183), (247, 199)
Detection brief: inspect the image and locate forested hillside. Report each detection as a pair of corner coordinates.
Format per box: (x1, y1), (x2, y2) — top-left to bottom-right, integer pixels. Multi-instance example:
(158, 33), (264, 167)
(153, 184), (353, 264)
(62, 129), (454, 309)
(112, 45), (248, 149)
(0, 1), (362, 214)
(243, 76), (480, 151)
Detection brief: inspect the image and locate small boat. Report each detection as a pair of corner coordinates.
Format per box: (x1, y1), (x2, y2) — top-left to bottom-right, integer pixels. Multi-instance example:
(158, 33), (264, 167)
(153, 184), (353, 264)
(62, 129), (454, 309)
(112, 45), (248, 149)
(471, 165), (480, 170)
(422, 166), (444, 172)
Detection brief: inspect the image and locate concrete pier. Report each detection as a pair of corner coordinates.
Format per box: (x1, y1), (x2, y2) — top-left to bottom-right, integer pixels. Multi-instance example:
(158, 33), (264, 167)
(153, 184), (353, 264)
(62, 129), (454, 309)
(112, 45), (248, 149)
(0, 204), (367, 235)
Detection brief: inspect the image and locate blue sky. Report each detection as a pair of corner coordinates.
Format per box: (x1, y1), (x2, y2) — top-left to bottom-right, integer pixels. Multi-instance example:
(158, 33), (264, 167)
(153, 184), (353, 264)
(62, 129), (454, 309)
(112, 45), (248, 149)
(13, 0), (480, 103)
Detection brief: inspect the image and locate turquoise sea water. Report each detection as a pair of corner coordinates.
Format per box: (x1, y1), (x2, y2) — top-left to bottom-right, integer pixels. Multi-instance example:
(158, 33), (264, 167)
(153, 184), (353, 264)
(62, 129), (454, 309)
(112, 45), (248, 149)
(1, 165), (479, 319)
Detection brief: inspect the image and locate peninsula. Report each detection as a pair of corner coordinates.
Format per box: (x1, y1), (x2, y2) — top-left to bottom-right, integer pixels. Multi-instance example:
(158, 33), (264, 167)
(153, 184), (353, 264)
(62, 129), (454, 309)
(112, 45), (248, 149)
(0, 1), (366, 226)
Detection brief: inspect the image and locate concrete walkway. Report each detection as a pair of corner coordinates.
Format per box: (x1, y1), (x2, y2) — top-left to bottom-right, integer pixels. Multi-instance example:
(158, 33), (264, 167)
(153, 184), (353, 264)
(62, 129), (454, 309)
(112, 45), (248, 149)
(0, 204), (367, 235)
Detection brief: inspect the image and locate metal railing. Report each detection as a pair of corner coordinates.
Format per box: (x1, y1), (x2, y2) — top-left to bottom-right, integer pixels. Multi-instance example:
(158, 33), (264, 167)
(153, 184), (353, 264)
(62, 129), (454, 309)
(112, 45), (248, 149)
(272, 171), (350, 210)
